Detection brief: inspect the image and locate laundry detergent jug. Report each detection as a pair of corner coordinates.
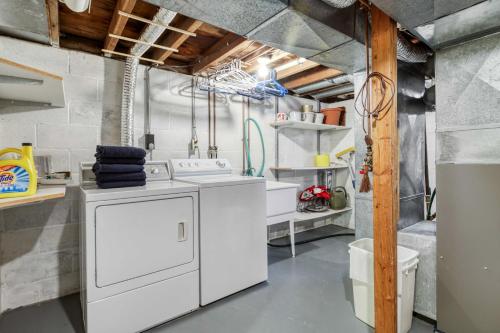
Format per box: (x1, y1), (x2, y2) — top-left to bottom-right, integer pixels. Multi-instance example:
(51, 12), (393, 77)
(0, 143), (38, 198)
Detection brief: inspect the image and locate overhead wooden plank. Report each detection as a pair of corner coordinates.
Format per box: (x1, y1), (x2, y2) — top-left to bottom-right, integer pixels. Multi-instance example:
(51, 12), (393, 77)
(152, 18), (203, 62)
(282, 67), (342, 90)
(276, 59), (320, 80)
(104, 0), (138, 51)
(192, 33), (252, 74)
(371, 5), (399, 333)
(46, 0), (60, 47)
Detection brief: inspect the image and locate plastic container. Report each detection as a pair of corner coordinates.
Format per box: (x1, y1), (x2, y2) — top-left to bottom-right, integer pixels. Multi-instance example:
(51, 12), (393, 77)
(314, 154), (330, 167)
(349, 238), (419, 333)
(321, 107), (344, 125)
(303, 112), (315, 123)
(0, 143), (38, 198)
(314, 113), (324, 124)
(289, 111), (303, 121)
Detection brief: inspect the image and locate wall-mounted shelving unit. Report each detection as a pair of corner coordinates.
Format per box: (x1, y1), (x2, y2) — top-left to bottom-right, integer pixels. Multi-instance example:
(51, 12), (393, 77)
(0, 186), (66, 210)
(270, 165), (348, 172)
(0, 57), (65, 108)
(295, 207), (352, 222)
(269, 120), (350, 131)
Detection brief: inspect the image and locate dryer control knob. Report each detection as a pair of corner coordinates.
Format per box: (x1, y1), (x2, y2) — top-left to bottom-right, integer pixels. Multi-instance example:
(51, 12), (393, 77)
(216, 160), (226, 168)
(151, 167), (160, 175)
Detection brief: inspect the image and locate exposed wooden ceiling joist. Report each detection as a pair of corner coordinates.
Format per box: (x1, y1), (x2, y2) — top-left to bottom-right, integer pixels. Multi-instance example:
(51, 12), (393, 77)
(276, 59), (320, 80)
(244, 49), (289, 73)
(191, 34), (252, 74)
(46, 0), (60, 47)
(152, 18), (203, 62)
(283, 67), (342, 90)
(104, 0), (138, 51)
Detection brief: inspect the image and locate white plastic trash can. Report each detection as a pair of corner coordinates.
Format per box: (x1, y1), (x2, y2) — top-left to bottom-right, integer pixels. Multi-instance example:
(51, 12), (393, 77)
(349, 238), (419, 333)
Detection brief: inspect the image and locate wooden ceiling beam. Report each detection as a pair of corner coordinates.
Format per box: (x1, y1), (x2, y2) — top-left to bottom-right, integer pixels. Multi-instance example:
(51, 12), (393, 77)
(152, 18), (203, 62)
(276, 59), (320, 80)
(282, 67), (342, 90)
(191, 34), (252, 74)
(46, 0), (60, 47)
(104, 0), (137, 52)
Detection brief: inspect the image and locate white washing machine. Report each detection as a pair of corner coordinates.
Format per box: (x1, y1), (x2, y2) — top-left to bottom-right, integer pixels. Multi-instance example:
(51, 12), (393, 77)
(79, 161), (199, 333)
(169, 159), (267, 306)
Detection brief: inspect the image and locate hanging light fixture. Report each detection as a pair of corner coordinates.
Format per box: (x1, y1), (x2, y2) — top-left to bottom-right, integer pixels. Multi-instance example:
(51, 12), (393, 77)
(256, 55), (272, 79)
(61, 0), (92, 13)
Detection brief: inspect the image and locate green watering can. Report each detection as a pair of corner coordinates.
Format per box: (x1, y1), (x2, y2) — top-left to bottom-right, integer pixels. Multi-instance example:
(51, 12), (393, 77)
(330, 186), (348, 210)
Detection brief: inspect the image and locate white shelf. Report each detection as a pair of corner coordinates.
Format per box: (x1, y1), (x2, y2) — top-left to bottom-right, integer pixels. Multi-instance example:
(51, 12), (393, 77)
(0, 186), (66, 210)
(0, 57), (65, 108)
(295, 207), (352, 222)
(270, 165), (348, 171)
(270, 120), (351, 131)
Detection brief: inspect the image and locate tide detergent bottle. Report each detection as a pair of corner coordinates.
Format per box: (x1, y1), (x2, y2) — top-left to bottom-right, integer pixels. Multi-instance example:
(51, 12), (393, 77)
(0, 143), (38, 198)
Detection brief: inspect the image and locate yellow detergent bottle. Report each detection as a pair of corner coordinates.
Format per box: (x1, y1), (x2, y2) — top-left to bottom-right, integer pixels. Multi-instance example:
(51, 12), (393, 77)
(0, 143), (38, 198)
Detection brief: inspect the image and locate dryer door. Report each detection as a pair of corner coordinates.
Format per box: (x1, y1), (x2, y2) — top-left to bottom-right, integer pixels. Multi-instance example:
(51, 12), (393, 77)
(95, 196), (194, 287)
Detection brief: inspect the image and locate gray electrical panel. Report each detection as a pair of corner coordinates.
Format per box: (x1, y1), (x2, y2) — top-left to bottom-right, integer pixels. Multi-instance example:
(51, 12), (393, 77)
(436, 164), (500, 333)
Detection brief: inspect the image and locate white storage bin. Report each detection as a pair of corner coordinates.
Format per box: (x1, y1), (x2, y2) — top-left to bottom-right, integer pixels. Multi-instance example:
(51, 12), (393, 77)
(349, 238), (419, 333)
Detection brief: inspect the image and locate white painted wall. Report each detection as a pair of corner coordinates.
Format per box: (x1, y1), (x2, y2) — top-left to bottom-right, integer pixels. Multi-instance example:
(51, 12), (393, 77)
(0, 36), (354, 312)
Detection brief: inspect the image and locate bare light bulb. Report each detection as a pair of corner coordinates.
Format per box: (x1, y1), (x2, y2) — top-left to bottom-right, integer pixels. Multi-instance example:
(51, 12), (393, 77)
(257, 65), (269, 79)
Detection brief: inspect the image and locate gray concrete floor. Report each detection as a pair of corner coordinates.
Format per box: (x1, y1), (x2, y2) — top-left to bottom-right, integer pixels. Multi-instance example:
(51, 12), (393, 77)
(0, 229), (435, 333)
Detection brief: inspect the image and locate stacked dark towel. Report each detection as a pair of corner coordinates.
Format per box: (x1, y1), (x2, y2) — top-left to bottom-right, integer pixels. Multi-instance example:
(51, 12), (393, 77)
(92, 145), (147, 189)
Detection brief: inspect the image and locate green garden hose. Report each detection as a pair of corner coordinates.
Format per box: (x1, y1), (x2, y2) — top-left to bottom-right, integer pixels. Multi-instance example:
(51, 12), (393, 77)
(244, 118), (265, 177)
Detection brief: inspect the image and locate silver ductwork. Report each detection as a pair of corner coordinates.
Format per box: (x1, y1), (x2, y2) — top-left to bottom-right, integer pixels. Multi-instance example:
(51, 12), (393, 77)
(120, 8), (176, 146)
(0, 0), (50, 44)
(397, 32), (429, 63)
(310, 84), (354, 100)
(147, 0), (366, 74)
(320, 0), (357, 9)
(294, 74), (353, 94)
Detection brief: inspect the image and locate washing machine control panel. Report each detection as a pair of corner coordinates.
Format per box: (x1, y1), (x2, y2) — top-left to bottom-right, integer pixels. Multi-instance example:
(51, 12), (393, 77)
(144, 162), (170, 181)
(170, 159), (232, 177)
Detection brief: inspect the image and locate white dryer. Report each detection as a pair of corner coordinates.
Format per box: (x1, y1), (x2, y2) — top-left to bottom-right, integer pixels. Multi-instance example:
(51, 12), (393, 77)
(169, 159), (267, 306)
(80, 162), (199, 333)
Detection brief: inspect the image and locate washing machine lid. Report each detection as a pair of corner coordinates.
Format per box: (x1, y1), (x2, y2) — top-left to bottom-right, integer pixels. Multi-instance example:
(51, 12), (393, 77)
(175, 175), (265, 188)
(81, 181), (198, 202)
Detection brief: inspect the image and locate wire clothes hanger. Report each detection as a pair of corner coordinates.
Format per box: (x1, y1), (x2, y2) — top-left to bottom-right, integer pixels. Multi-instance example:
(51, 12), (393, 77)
(195, 59), (288, 100)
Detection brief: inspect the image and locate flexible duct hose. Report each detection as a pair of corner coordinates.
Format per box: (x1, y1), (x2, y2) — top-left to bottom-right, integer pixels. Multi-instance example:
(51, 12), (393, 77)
(244, 118), (265, 177)
(320, 0), (357, 8)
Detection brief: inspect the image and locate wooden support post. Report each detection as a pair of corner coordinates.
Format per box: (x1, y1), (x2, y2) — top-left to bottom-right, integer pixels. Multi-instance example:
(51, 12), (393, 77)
(371, 5), (399, 333)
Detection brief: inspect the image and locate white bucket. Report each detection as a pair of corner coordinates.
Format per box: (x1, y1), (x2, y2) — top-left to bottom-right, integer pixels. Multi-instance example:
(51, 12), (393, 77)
(349, 238), (419, 333)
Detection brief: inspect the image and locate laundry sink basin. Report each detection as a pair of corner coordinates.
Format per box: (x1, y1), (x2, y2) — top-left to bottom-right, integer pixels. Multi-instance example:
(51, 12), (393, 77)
(265, 181), (299, 219)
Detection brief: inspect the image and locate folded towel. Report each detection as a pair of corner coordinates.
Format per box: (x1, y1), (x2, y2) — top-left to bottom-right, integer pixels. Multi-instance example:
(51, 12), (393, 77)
(96, 172), (146, 183)
(96, 157), (146, 165)
(95, 145), (146, 159)
(97, 180), (146, 189)
(93, 163), (144, 174)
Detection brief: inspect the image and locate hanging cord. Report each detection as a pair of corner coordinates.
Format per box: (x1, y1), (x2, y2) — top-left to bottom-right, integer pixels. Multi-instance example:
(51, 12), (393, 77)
(354, 7), (396, 193)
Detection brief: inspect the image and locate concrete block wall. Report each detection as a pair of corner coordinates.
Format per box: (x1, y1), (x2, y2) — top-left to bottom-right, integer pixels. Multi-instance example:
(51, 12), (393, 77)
(0, 36), (353, 313)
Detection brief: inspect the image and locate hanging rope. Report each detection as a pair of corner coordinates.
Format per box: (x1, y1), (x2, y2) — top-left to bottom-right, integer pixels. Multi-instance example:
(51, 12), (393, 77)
(354, 7), (396, 193)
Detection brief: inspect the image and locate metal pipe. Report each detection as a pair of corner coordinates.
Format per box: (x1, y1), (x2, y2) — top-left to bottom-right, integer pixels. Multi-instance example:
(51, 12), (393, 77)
(310, 84), (354, 100)
(144, 67), (152, 135)
(293, 74), (353, 94)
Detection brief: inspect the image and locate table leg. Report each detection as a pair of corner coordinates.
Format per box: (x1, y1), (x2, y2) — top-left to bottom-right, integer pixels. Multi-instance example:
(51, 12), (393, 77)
(289, 219), (295, 257)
